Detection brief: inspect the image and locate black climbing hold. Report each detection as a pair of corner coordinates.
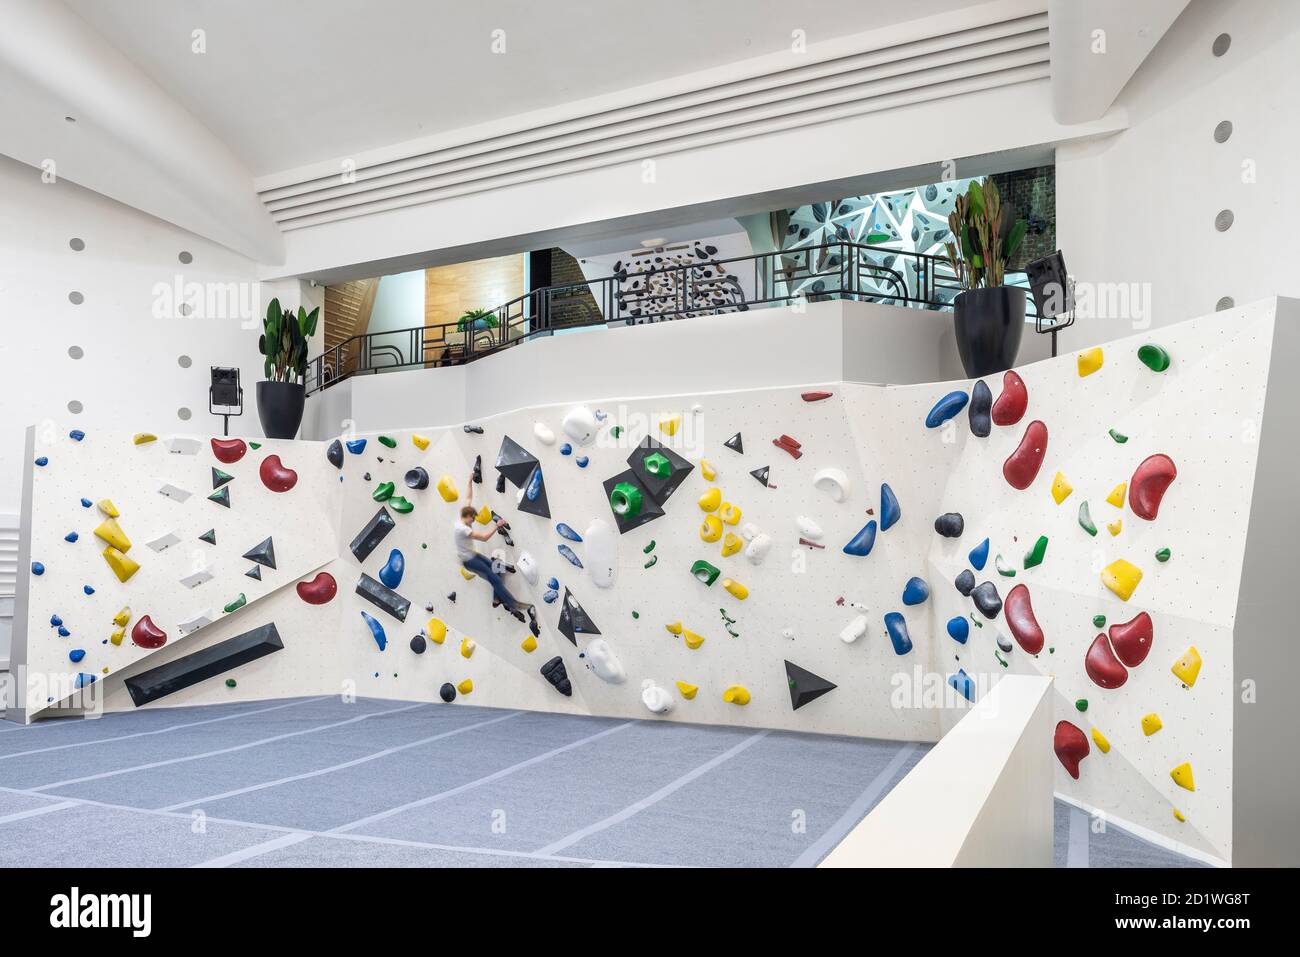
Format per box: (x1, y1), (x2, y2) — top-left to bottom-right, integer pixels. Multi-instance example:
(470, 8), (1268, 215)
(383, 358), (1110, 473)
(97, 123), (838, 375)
(971, 581), (1003, 619)
(198, 528), (217, 546)
(350, 507), (396, 563)
(404, 467), (429, 490)
(242, 536), (277, 569)
(602, 469), (665, 534)
(326, 438), (344, 469)
(409, 634), (426, 654)
(515, 464), (551, 519)
(540, 656), (573, 696)
(472, 454), (482, 485)
(245, 565), (262, 580)
(363, 472), (371, 482)
(784, 660), (837, 711)
(749, 465), (770, 487)
(495, 473), (506, 493)
(557, 588), (601, 645)
(356, 572), (411, 622)
(955, 569), (976, 596)
(464, 425), (484, 434)
(934, 512), (965, 538)
(208, 485), (231, 508)
(724, 432), (744, 454)
(124, 622), (284, 707)
(439, 682), (457, 703)
(447, 591), (456, 603)
(968, 379), (992, 438)
(211, 467), (234, 490)
(495, 435), (539, 489)
(626, 436), (694, 505)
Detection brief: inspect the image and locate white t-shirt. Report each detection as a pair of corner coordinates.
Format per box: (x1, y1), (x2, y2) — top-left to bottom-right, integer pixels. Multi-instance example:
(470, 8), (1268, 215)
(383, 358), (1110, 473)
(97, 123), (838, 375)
(453, 521), (478, 562)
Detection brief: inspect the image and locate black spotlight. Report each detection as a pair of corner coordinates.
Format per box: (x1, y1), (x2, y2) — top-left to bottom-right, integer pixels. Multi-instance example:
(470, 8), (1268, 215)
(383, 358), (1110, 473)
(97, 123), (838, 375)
(1025, 250), (1074, 355)
(209, 367), (243, 435)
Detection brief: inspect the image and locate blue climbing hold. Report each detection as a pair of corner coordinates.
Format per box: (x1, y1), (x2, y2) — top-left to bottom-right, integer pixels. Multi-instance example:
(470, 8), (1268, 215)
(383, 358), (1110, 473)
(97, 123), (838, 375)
(560, 443), (572, 456)
(64, 531), (79, 543)
(557, 544), (583, 568)
(948, 668), (976, 702)
(80, 498), (92, 508)
(35, 456), (49, 467)
(924, 391), (969, 428)
(57, 626), (70, 638)
(576, 456), (589, 468)
(31, 561), (45, 576)
(346, 438), (367, 455)
(880, 483), (901, 531)
(360, 611), (387, 651)
(50, 614), (63, 627)
(946, 616), (970, 644)
(526, 466), (544, 502)
(901, 576), (930, 606)
(543, 588), (559, 604)
(843, 520), (878, 557)
(83, 585), (95, 595)
(378, 548), (405, 589)
(969, 537), (990, 572)
(546, 576), (560, 590)
(69, 429), (85, 442)
(69, 649), (85, 663)
(884, 612), (913, 655)
(556, 523), (583, 542)
(75, 673), (96, 690)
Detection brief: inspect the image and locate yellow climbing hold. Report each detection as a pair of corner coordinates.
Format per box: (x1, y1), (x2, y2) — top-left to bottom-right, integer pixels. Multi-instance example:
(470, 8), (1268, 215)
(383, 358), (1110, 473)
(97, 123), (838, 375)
(460, 637), (476, 659)
(459, 567), (476, 581)
(1170, 761), (1195, 792)
(660, 414), (681, 437)
(102, 547), (140, 583)
(701, 459), (717, 481)
(665, 621), (683, 635)
(1051, 471), (1073, 505)
(93, 518), (132, 553)
(683, 629), (705, 650)
(700, 514), (723, 542)
(1077, 347), (1104, 377)
(475, 505), (492, 525)
(1171, 646), (1202, 687)
(521, 635), (537, 653)
(1174, 808), (1186, 823)
(1106, 482), (1127, 508)
(437, 474), (459, 502)
(722, 578), (749, 601)
(676, 681), (698, 700)
(1107, 519), (1123, 537)
(721, 532), (743, 557)
(97, 499), (120, 518)
(722, 685), (751, 706)
(426, 618), (447, 644)
(1090, 728), (1111, 754)
(1101, 558), (1143, 601)
(112, 606), (131, 627)
(132, 433), (157, 445)
(411, 434), (430, 450)
(110, 627), (125, 646)
(456, 678), (474, 695)
(718, 503), (742, 526)
(1141, 712), (1163, 736)
(698, 487), (721, 512)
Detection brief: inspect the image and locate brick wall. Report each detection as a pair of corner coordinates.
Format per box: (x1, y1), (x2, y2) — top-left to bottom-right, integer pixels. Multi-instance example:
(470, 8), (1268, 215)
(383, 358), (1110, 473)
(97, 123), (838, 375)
(990, 164), (1056, 271)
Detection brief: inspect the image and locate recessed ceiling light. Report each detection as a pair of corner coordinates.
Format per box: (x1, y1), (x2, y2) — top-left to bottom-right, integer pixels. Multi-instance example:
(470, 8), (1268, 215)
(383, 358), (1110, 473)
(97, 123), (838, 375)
(640, 237), (667, 247)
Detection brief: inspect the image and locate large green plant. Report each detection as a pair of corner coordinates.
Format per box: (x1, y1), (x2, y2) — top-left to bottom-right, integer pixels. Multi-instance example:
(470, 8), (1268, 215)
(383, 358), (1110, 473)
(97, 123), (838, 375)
(943, 178), (1028, 292)
(259, 298), (319, 383)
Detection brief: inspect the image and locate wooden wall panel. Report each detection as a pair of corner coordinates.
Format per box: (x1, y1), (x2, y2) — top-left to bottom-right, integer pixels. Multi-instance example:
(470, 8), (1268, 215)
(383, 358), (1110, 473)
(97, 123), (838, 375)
(424, 253), (525, 344)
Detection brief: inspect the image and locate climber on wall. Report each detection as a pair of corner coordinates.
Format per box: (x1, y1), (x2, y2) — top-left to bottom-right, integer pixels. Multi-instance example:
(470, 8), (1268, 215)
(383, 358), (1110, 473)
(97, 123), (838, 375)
(454, 470), (537, 629)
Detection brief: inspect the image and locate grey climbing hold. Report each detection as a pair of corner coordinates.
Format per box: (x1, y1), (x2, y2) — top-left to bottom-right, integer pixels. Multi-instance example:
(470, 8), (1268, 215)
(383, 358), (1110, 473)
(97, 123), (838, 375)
(955, 569), (975, 596)
(242, 536), (277, 569)
(934, 512), (964, 538)
(971, 581), (1003, 619)
(968, 379), (992, 437)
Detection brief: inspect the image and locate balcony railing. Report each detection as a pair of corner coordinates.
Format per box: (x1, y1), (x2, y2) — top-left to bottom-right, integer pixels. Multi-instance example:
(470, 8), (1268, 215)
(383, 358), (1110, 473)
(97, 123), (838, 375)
(306, 240), (1032, 395)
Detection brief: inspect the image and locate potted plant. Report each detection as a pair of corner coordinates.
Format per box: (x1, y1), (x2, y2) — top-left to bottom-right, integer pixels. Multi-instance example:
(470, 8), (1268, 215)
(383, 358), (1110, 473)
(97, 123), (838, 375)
(256, 298), (318, 439)
(456, 308), (498, 332)
(943, 178), (1028, 376)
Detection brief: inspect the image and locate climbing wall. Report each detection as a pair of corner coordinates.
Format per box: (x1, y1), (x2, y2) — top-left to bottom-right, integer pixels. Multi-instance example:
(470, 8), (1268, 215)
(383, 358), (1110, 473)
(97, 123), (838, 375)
(14, 302), (1276, 864)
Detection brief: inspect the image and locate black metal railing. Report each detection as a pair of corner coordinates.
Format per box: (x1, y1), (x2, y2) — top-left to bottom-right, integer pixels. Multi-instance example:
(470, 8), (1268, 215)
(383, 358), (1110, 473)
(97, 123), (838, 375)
(306, 241), (1031, 394)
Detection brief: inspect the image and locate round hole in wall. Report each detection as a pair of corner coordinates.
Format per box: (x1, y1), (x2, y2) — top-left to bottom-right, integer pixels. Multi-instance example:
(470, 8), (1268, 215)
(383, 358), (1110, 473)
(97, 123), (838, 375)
(67, 400), (83, 414)
(1215, 209), (1234, 232)
(177, 407), (192, 421)
(178, 251), (193, 264)
(69, 238), (85, 251)
(68, 291), (84, 305)
(67, 345), (84, 359)
(177, 354), (192, 368)
(1213, 120), (1233, 143)
(1216, 296), (1235, 311)
(1212, 33), (1231, 57)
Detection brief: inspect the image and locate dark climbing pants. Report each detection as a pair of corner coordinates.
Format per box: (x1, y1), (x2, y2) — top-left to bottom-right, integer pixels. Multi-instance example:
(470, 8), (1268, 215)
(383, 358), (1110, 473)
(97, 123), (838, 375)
(462, 554), (521, 609)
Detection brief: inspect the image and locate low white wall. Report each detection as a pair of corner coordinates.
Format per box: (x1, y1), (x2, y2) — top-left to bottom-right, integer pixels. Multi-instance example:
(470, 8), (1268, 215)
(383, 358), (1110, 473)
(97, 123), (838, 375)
(821, 675), (1054, 867)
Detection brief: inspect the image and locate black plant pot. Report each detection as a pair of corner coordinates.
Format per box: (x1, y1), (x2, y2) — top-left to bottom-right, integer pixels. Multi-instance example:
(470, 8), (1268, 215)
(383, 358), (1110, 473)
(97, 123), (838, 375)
(256, 381), (305, 440)
(953, 286), (1026, 377)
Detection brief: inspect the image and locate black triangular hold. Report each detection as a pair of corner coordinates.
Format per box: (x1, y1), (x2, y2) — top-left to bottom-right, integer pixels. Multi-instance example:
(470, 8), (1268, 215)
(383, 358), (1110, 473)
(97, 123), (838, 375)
(516, 464), (551, 519)
(198, 528), (217, 545)
(207, 485), (231, 508)
(242, 536), (276, 569)
(785, 659), (837, 711)
(495, 435), (539, 489)
(556, 587), (600, 645)
(750, 465), (770, 487)
(245, 565), (262, 580)
(211, 467), (234, 490)
(724, 432), (744, 454)
(625, 436), (694, 505)
(349, 508), (395, 563)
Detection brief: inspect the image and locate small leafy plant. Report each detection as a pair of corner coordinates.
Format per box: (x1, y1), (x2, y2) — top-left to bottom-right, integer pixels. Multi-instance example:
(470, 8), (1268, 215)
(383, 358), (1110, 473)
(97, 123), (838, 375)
(259, 298), (319, 383)
(943, 178), (1027, 291)
(456, 308), (499, 332)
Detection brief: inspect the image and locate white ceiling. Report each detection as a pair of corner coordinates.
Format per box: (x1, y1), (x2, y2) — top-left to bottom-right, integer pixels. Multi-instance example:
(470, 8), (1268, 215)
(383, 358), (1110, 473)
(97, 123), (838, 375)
(66, 0), (982, 176)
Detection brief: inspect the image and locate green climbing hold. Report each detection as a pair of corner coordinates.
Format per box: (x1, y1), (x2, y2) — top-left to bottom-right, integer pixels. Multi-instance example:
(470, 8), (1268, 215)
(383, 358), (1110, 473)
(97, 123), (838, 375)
(1078, 500), (1097, 536)
(1108, 428), (1129, 444)
(1138, 343), (1170, 372)
(690, 559), (721, 585)
(642, 452), (672, 478)
(644, 555), (658, 569)
(248, 442), (261, 450)
(378, 435), (397, 448)
(1092, 614), (1107, 628)
(995, 554), (1016, 577)
(1023, 535), (1048, 570)
(611, 426), (624, 439)
(611, 481), (643, 518)
(726, 627), (740, 638)
(223, 593), (247, 613)
(388, 496), (414, 514)
(225, 678), (237, 688)
(372, 481), (395, 502)
(1155, 547), (1171, 563)
(994, 650), (1008, 668)
(1075, 699), (1088, 712)
(969, 614), (983, 628)
(632, 610), (640, 620)
(642, 539), (656, 554)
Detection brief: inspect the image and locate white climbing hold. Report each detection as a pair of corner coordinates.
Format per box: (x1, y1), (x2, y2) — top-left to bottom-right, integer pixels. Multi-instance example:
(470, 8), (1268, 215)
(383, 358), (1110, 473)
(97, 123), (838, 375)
(582, 638), (626, 684)
(533, 422), (556, 446)
(641, 678), (674, 714)
(745, 531), (773, 565)
(796, 516), (823, 540)
(517, 551), (539, 585)
(584, 519), (618, 589)
(840, 613), (868, 644)
(179, 567), (213, 589)
(177, 610), (213, 635)
(813, 468), (851, 503)
(156, 481), (192, 503)
(165, 436), (202, 455)
(782, 627), (795, 641)
(562, 406), (598, 446)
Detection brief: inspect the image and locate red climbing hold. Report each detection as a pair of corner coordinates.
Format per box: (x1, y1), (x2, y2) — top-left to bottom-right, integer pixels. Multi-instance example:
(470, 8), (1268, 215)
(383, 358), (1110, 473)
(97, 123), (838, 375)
(211, 437), (247, 464)
(1004, 583), (1045, 654)
(801, 391), (833, 402)
(1002, 420), (1048, 490)
(1129, 453), (1177, 520)
(1085, 633), (1128, 689)
(1054, 720), (1090, 780)
(130, 615), (167, 649)
(259, 454), (298, 492)
(1108, 611), (1154, 668)
(991, 370), (1028, 426)
(772, 435), (803, 459)
(296, 570), (338, 605)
